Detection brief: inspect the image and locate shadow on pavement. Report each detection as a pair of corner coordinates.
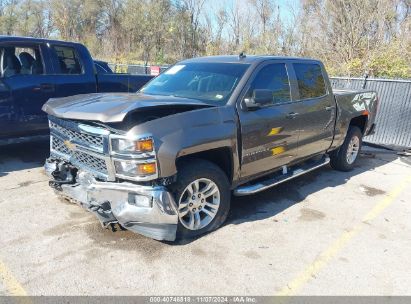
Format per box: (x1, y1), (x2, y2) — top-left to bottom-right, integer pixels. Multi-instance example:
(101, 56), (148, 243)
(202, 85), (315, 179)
(0, 140), (50, 177)
(227, 148), (408, 226)
(1, 139), (408, 247)
(175, 147), (409, 245)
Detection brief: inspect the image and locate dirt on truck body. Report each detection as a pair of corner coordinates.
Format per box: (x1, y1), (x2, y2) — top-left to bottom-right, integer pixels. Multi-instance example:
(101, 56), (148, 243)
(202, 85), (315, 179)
(42, 55), (378, 241)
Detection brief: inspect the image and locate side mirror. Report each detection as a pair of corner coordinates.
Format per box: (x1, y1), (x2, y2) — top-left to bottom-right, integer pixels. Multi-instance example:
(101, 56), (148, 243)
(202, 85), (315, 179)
(244, 89), (273, 109)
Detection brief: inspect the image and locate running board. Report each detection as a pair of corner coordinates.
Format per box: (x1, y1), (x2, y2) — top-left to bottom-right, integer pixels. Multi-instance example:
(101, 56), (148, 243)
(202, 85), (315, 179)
(233, 156), (330, 196)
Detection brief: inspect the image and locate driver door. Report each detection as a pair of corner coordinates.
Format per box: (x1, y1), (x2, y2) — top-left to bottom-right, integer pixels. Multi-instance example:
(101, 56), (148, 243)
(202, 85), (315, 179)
(237, 62), (301, 179)
(0, 42), (54, 138)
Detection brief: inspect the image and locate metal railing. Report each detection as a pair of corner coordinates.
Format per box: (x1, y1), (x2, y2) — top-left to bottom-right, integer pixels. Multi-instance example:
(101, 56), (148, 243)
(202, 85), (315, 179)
(108, 63), (169, 75)
(331, 77), (411, 149)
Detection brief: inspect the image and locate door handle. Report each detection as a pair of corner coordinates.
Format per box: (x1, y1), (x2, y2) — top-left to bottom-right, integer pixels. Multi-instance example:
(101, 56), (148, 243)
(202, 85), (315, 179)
(325, 106), (335, 111)
(33, 83), (55, 93)
(286, 112), (299, 119)
(40, 83), (55, 92)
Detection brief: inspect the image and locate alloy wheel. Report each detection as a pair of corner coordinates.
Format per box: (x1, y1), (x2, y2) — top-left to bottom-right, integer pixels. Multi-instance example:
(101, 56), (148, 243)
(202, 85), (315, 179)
(178, 178), (220, 230)
(346, 135), (360, 164)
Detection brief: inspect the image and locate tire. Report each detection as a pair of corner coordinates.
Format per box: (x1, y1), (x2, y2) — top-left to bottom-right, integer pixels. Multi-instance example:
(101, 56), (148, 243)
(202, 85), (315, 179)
(330, 126), (363, 171)
(170, 159), (231, 240)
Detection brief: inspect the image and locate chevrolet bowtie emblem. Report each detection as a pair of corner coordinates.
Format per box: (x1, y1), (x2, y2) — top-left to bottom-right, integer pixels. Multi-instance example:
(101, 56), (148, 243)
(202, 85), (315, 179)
(64, 140), (77, 151)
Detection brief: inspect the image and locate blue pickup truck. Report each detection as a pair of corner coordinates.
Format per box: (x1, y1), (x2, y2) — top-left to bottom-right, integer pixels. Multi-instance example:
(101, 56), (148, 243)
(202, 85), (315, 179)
(0, 36), (153, 145)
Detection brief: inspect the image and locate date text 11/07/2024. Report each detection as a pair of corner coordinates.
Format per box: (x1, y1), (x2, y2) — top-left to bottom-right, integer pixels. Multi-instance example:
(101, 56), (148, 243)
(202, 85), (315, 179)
(149, 297), (257, 303)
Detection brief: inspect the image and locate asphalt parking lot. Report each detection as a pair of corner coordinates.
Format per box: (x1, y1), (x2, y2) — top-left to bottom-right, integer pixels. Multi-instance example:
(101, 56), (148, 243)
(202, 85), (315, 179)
(1, 142), (411, 296)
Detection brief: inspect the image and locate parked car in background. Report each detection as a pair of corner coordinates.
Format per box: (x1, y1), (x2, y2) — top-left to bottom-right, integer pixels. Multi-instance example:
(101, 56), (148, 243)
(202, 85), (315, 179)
(43, 55), (378, 241)
(0, 36), (153, 145)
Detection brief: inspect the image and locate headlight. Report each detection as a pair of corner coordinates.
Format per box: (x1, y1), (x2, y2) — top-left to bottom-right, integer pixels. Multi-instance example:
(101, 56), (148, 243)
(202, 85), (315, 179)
(111, 138), (154, 154)
(111, 135), (157, 180)
(114, 160), (157, 177)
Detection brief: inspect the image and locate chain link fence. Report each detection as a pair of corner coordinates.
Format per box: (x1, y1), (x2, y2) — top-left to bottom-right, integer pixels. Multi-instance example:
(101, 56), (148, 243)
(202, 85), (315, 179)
(107, 63), (169, 75)
(330, 77), (411, 149)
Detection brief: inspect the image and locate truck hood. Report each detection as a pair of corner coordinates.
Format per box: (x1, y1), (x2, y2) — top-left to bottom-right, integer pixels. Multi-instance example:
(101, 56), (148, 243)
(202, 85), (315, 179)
(42, 93), (215, 123)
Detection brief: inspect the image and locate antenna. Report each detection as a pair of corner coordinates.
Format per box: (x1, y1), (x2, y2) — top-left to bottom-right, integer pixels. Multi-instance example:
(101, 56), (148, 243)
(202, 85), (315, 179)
(239, 52), (246, 59)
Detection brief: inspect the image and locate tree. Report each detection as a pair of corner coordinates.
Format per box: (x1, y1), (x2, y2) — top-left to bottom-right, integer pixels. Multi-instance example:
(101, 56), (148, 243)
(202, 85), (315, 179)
(0, 0), (408, 78)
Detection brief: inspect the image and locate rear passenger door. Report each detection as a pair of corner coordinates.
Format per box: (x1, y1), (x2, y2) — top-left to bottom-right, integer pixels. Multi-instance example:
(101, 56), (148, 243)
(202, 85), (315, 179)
(48, 44), (96, 98)
(291, 62), (336, 157)
(238, 62), (300, 179)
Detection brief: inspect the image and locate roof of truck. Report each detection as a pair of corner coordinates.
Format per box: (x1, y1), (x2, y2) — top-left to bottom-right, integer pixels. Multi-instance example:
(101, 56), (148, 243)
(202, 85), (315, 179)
(0, 35), (83, 45)
(181, 55), (322, 64)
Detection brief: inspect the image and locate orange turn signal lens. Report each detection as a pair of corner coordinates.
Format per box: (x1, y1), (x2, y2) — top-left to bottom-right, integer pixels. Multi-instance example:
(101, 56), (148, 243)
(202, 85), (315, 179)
(135, 139), (154, 152)
(137, 163), (156, 175)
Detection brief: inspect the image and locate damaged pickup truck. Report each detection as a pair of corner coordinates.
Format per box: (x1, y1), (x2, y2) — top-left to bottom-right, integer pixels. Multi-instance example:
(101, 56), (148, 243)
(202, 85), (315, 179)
(43, 55), (378, 241)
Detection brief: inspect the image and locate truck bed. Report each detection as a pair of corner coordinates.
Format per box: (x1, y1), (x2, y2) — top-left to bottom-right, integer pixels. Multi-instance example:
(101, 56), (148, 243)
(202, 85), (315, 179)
(333, 89), (377, 108)
(333, 88), (378, 137)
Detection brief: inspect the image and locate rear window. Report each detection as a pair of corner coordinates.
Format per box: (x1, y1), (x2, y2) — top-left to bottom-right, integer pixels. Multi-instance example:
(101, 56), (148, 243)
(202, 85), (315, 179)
(293, 63), (327, 99)
(52, 45), (83, 74)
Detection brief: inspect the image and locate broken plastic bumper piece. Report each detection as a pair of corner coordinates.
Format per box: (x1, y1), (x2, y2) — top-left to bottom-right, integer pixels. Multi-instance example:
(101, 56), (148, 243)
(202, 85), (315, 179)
(45, 159), (178, 241)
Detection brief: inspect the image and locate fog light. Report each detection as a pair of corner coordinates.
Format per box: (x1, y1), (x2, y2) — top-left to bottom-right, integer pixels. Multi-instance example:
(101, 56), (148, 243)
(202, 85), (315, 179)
(128, 194), (152, 208)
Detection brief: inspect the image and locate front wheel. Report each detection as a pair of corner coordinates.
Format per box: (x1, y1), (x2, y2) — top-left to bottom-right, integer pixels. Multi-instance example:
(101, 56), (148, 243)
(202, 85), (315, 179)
(170, 159), (231, 239)
(330, 126), (363, 171)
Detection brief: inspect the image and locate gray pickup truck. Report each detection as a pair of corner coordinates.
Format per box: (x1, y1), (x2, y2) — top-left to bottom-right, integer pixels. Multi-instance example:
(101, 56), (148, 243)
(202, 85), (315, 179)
(43, 55), (378, 241)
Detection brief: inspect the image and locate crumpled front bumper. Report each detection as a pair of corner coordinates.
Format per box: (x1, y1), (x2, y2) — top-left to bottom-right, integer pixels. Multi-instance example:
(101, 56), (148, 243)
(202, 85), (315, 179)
(45, 159), (178, 241)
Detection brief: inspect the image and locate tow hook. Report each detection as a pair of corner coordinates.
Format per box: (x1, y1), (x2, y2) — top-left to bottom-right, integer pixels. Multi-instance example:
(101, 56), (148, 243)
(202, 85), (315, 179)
(49, 161), (77, 190)
(108, 223), (127, 232)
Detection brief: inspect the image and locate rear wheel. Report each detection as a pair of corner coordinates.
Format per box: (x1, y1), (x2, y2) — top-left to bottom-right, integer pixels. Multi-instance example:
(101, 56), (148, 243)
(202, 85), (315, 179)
(330, 126), (363, 171)
(170, 159), (231, 239)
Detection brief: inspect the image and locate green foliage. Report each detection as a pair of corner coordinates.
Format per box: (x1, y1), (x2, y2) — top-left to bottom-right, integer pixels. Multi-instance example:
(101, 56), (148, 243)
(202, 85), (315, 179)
(368, 42), (410, 78)
(345, 58), (364, 77)
(299, 0), (410, 79)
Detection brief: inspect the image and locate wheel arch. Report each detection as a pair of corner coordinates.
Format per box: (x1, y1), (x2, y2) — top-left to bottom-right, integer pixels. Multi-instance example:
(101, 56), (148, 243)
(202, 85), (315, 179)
(349, 115), (368, 134)
(176, 147), (234, 185)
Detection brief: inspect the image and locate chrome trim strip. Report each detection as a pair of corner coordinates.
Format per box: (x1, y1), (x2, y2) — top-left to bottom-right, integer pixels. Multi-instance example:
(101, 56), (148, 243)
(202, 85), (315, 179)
(78, 123), (110, 136)
(49, 115), (109, 136)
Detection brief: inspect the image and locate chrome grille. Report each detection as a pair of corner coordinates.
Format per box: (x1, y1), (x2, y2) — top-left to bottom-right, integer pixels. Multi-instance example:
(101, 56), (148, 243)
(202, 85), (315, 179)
(51, 136), (108, 175)
(51, 136), (70, 155)
(72, 151), (108, 174)
(49, 120), (104, 150)
(49, 117), (110, 179)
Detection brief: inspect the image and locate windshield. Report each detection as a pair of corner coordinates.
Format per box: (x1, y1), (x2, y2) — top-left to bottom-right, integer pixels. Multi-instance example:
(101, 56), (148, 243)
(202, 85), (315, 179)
(140, 62), (250, 104)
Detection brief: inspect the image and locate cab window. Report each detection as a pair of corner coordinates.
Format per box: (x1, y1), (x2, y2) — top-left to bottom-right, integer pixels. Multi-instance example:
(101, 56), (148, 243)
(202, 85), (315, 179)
(247, 63), (291, 105)
(52, 45), (83, 74)
(293, 63), (327, 99)
(0, 45), (44, 78)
